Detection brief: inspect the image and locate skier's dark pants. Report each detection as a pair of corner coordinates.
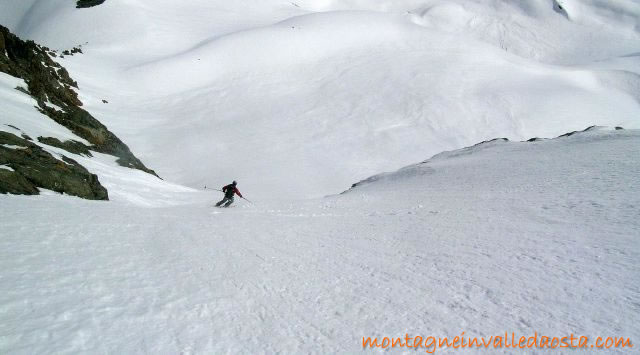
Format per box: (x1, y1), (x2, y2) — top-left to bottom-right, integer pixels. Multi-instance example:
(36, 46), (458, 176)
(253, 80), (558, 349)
(216, 196), (234, 207)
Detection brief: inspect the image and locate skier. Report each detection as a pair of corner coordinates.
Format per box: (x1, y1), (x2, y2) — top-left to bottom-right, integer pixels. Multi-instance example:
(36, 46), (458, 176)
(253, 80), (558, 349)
(215, 181), (243, 207)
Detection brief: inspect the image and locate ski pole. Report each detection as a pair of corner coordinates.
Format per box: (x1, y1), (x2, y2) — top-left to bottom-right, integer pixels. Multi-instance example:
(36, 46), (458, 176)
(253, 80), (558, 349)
(242, 197), (253, 204)
(204, 186), (223, 193)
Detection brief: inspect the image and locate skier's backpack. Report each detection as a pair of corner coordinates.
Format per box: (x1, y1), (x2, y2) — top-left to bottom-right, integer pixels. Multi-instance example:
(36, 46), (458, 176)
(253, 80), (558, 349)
(223, 184), (235, 198)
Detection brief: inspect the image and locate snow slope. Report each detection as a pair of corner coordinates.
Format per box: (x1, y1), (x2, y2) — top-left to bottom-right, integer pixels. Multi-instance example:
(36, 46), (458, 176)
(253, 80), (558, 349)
(1, 2), (640, 351)
(1, 129), (638, 353)
(1, 0), (639, 198)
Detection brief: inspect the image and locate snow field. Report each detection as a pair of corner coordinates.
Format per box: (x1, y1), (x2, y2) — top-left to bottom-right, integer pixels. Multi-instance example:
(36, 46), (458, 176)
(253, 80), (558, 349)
(2, 0), (638, 197)
(1, 0), (639, 352)
(1, 129), (638, 353)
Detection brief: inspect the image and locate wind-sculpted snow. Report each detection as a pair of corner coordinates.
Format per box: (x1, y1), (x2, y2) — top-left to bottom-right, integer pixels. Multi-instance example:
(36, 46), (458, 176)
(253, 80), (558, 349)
(347, 127), (638, 192)
(1, 0), (638, 197)
(1, 129), (638, 353)
(0, 1), (639, 351)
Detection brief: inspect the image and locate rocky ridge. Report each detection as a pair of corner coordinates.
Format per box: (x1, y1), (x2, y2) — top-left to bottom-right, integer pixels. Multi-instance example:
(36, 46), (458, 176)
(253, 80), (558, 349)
(0, 25), (157, 199)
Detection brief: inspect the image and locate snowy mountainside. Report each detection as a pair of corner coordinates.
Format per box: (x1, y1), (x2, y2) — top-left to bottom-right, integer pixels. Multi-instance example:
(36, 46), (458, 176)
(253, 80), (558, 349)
(1, 128), (638, 353)
(347, 127), (639, 200)
(1, 0), (638, 198)
(0, 25), (160, 199)
(0, 1), (639, 352)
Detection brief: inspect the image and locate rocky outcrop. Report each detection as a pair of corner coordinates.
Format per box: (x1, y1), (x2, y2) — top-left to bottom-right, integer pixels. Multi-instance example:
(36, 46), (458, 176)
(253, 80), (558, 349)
(37, 136), (93, 157)
(557, 125), (599, 138)
(472, 137), (509, 146)
(0, 131), (108, 200)
(0, 29), (5, 53)
(0, 25), (158, 177)
(77, 0), (106, 9)
(552, 0), (570, 19)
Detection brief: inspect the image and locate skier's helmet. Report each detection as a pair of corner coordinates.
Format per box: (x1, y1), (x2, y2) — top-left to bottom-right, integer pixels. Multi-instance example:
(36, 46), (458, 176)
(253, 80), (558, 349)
(232, 180), (237, 185)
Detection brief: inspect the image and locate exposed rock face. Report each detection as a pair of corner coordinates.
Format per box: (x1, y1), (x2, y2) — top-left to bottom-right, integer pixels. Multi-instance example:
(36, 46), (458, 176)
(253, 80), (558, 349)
(37, 136), (93, 157)
(0, 30), (5, 53)
(472, 137), (509, 146)
(557, 125), (598, 138)
(0, 25), (158, 177)
(0, 131), (108, 200)
(77, 0), (106, 9)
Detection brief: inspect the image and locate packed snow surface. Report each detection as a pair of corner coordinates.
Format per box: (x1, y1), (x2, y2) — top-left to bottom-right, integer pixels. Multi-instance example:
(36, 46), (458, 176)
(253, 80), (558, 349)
(1, 0), (639, 197)
(1, 1), (640, 353)
(1, 129), (639, 353)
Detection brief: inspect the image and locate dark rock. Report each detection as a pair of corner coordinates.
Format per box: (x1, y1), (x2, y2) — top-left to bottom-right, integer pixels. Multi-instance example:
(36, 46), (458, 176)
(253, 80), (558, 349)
(102, 99), (108, 104)
(615, 126), (624, 130)
(38, 136), (93, 157)
(4, 125), (33, 140)
(527, 137), (542, 142)
(0, 25), (158, 178)
(56, 67), (78, 88)
(558, 125), (599, 138)
(62, 50), (71, 56)
(77, 0), (106, 8)
(0, 26), (82, 106)
(558, 131), (578, 138)
(14, 86), (29, 95)
(473, 138), (509, 147)
(553, 0), (569, 19)
(38, 105), (157, 175)
(0, 168), (39, 195)
(0, 131), (108, 199)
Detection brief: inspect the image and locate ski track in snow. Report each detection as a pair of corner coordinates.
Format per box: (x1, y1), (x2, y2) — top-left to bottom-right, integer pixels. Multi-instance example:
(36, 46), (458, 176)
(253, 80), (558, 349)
(1, 0), (640, 353)
(1, 130), (638, 353)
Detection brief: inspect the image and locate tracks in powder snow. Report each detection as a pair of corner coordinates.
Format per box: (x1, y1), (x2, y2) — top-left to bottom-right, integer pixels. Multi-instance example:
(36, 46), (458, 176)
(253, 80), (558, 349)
(140, 204), (350, 352)
(1, 152), (638, 354)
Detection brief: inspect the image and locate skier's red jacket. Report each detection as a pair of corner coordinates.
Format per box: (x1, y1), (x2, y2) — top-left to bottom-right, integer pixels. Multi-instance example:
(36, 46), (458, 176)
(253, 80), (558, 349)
(222, 184), (242, 198)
